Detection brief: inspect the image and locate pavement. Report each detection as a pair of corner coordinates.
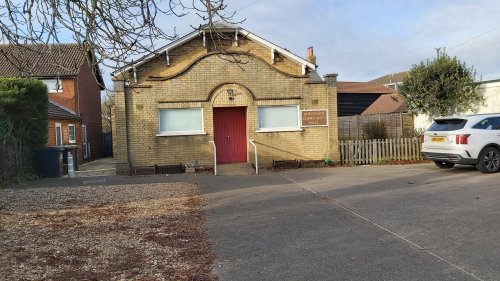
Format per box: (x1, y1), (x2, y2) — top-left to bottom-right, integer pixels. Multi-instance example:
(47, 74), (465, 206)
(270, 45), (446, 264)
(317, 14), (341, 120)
(199, 164), (500, 281)
(74, 157), (118, 177)
(8, 162), (500, 280)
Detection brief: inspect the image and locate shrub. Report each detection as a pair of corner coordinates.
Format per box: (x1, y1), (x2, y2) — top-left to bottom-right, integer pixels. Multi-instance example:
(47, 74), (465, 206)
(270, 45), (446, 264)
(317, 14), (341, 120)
(362, 120), (387, 140)
(0, 78), (48, 187)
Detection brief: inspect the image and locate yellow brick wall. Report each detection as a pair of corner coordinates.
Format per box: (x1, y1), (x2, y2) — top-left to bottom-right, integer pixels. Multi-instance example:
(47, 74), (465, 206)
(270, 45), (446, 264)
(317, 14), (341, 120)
(113, 36), (339, 168)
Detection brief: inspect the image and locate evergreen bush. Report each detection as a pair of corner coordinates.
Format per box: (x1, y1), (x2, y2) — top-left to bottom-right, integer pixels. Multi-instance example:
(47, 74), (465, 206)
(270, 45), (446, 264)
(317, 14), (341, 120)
(0, 78), (48, 187)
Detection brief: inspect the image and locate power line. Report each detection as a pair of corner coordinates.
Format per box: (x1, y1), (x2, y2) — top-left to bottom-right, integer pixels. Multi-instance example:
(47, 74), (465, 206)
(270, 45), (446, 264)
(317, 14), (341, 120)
(390, 24), (500, 74)
(235, 0), (266, 11)
(448, 25), (500, 51)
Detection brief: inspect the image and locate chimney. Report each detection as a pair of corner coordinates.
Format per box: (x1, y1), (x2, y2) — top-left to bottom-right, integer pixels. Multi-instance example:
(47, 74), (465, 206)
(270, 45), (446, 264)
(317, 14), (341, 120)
(323, 73), (338, 87)
(307, 46), (316, 65)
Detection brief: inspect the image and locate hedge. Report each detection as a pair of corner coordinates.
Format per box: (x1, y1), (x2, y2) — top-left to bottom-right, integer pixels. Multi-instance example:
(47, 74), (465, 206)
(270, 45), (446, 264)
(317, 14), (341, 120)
(0, 78), (48, 187)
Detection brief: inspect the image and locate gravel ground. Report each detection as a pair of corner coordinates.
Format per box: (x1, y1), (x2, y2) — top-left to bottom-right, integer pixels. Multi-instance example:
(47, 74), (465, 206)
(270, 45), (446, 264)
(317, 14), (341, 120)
(0, 183), (217, 281)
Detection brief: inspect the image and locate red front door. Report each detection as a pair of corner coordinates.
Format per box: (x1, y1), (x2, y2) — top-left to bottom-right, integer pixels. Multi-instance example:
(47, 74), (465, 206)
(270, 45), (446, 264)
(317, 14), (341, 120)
(213, 107), (247, 163)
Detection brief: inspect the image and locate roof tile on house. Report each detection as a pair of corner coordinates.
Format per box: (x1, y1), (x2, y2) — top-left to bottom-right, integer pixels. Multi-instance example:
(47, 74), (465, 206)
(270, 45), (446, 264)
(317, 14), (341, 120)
(361, 93), (408, 115)
(0, 44), (86, 77)
(306, 70), (325, 83)
(337, 81), (398, 94)
(48, 100), (80, 120)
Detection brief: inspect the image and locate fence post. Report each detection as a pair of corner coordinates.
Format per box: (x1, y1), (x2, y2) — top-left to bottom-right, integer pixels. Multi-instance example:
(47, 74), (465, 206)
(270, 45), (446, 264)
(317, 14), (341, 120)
(417, 138), (420, 160)
(340, 141), (344, 164)
(385, 139), (388, 161)
(356, 115), (360, 140)
(368, 139), (372, 164)
(404, 138), (409, 160)
(411, 138), (415, 161)
(400, 112), (404, 138)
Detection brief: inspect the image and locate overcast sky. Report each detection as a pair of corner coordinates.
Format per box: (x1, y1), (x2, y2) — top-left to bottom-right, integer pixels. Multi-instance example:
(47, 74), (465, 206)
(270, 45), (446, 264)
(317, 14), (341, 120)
(146, 0), (500, 83)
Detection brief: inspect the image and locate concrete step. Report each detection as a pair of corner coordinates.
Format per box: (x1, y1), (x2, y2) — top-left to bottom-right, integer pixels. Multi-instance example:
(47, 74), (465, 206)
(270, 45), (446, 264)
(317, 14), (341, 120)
(74, 168), (116, 178)
(217, 163), (256, 176)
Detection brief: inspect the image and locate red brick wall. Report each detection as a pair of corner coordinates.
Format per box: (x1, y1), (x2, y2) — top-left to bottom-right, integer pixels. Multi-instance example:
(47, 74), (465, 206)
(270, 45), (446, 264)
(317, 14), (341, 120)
(47, 79), (77, 112)
(76, 61), (103, 159)
(45, 60), (103, 161)
(47, 119), (84, 164)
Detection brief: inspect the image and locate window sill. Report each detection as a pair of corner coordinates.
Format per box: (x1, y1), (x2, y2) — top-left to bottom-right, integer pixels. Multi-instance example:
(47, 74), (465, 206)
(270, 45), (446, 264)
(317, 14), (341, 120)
(256, 128), (303, 133)
(69, 141), (76, 144)
(156, 131), (207, 137)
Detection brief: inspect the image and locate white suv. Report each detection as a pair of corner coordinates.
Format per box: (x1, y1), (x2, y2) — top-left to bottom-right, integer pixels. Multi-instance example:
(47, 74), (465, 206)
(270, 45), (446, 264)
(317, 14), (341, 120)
(421, 113), (500, 173)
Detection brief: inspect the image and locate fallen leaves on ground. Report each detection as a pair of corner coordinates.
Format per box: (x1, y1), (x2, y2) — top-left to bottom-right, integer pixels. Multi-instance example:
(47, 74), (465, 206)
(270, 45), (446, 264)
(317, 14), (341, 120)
(0, 183), (217, 281)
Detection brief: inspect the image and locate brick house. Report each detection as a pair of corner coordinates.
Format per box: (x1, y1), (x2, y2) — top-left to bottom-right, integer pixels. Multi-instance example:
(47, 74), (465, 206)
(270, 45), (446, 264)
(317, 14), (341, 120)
(112, 23), (339, 171)
(0, 44), (105, 163)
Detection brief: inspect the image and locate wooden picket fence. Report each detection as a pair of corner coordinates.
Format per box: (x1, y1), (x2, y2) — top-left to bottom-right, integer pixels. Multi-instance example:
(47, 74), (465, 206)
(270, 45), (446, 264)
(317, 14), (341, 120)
(339, 138), (421, 165)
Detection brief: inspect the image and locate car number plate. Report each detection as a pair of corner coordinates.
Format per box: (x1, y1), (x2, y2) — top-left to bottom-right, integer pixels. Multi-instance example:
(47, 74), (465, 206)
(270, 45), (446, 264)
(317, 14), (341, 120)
(431, 137), (446, 142)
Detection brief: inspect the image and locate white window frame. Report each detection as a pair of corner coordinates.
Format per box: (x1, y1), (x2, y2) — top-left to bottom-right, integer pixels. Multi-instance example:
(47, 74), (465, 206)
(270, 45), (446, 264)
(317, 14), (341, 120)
(55, 122), (62, 146)
(156, 108), (206, 136)
(256, 105), (302, 133)
(41, 79), (63, 93)
(82, 125), (89, 159)
(68, 124), (76, 143)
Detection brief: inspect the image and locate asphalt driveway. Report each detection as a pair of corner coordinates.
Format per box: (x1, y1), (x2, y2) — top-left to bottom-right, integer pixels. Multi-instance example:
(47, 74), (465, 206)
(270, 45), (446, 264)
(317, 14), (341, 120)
(199, 163), (500, 281)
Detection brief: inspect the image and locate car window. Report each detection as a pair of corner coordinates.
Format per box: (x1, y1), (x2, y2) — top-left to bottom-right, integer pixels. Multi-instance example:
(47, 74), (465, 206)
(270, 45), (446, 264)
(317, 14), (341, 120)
(492, 117), (500, 130)
(472, 117), (500, 130)
(428, 119), (467, 131)
(473, 118), (492, 129)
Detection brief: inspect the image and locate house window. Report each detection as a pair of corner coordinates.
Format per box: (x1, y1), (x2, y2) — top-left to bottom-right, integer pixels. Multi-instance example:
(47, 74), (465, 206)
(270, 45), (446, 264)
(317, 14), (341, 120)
(157, 108), (204, 136)
(68, 124), (76, 143)
(41, 79), (63, 93)
(257, 105), (300, 132)
(55, 123), (62, 146)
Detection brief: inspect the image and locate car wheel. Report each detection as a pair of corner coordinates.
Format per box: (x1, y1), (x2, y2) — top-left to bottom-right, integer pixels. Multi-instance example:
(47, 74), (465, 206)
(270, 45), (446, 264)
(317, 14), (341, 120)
(477, 147), (500, 173)
(434, 161), (455, 169)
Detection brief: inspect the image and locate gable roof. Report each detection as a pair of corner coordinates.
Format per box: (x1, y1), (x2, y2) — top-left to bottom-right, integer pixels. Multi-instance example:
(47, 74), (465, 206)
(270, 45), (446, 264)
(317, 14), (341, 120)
(337, 82), (399, 94)
(361, 93), (408, 115)
(0, 43), (104, 89)
(48, 100), (80, 120)
(370, 71), (409, 85)
(113, 22), (316, 77)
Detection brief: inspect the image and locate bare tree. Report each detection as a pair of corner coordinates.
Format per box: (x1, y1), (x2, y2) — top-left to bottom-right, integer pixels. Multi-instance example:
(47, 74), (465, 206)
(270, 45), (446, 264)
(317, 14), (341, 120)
(0, 0), (241, 79)
(101, 90), (114, 133)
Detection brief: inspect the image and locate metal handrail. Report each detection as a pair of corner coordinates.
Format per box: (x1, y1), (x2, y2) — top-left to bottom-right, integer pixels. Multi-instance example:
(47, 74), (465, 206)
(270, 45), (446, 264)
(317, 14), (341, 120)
(209, 141), (217, 175)
(249, 139), (258, 175)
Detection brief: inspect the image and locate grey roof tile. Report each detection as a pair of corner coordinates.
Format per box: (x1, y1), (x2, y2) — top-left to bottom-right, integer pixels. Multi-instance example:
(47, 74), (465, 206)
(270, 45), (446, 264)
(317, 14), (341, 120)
(48, 101), (80, 120)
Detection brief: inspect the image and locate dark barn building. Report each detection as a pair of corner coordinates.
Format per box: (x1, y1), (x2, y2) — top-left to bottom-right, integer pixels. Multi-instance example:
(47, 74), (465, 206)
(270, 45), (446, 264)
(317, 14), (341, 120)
(336, 82), (398, 116)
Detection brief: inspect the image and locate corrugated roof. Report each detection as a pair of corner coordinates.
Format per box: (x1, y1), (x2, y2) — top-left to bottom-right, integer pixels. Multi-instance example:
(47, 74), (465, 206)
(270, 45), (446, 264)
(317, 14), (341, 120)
(48, 100), (80, 120)
(361, 93), (408, 115)
(369, 71), (409, 85)
(337, 82), (398, 94)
